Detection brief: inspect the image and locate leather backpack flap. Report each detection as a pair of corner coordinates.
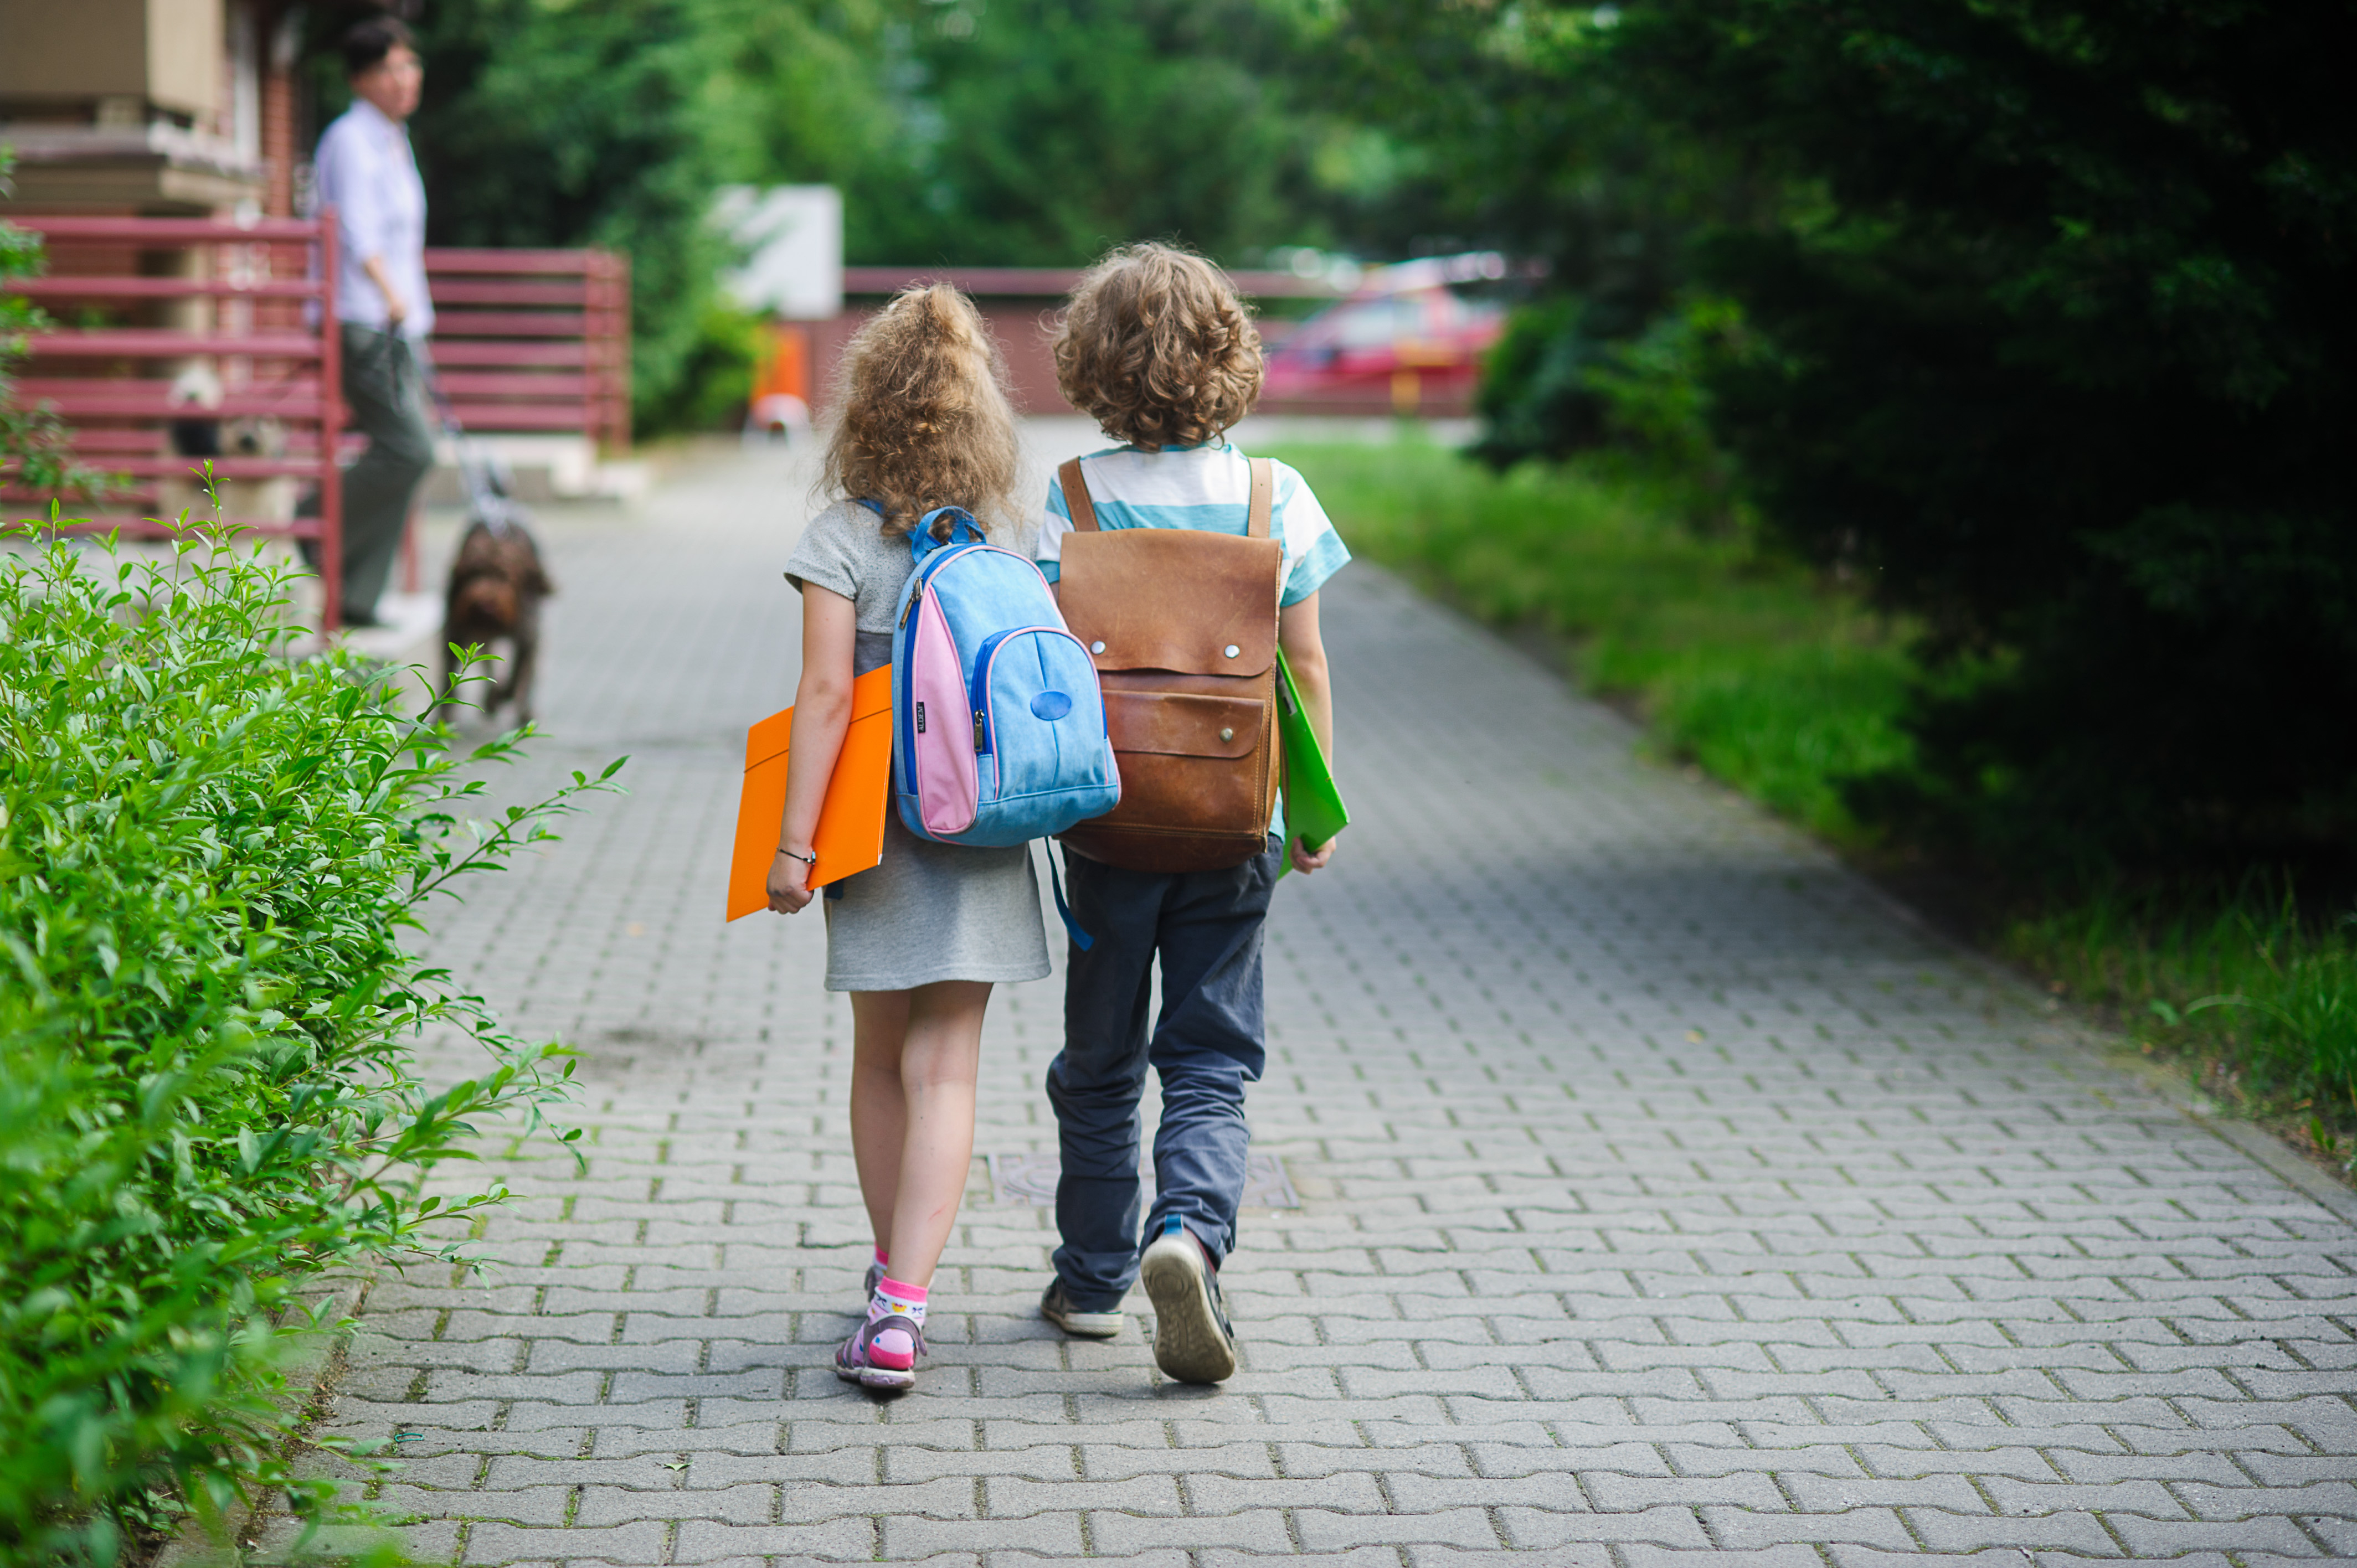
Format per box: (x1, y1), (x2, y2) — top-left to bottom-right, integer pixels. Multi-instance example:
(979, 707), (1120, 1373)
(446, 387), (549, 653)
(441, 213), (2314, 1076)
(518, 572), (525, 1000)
(1064, 668), (1278, 862)
(1057, 529), (1283, 677)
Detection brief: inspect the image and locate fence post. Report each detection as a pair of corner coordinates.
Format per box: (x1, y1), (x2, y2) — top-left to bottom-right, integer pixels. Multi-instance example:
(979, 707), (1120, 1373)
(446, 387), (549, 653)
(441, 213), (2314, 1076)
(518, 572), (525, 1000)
(600, 250), (631, 451)
(318, 208), (343, 635)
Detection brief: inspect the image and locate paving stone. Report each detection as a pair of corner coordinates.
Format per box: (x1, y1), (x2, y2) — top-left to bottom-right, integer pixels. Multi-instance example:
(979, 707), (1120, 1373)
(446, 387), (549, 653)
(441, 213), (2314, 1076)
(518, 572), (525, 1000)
(1620, 1550), (1829, 1568)
(669, 1521), (878, 1563)
(1900, 1505), (2128, 1555)
(1082, 1508), (1291, 1555)
(317, 436), (2357, 1566)
(1499, 1503), (1712, 1549)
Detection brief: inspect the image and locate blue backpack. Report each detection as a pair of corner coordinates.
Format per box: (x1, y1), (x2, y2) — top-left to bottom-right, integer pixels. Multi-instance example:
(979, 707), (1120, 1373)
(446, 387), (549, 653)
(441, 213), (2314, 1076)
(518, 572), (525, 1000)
(886, 506), (1121, 854)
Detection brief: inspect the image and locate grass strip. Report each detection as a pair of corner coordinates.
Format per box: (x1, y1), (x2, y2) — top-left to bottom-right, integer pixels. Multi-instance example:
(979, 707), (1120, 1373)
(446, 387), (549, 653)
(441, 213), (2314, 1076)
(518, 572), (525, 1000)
(1265, 436), (1914, 842)
(1267, 435), (2356, 1169)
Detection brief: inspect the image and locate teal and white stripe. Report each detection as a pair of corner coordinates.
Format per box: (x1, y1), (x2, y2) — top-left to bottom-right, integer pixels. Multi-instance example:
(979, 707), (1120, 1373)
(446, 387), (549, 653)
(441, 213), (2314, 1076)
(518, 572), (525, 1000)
(1037, 442), (1350, 607)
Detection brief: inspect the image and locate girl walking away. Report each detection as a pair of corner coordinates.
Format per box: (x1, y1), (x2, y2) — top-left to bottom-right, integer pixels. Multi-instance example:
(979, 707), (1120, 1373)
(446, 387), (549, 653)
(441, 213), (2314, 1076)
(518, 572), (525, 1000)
(766, 285), (1051, 1390)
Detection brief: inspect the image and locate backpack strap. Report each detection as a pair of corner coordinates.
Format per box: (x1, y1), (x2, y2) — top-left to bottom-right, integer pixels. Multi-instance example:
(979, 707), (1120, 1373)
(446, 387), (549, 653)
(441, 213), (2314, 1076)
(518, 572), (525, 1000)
(1057, 459), (1099, 533)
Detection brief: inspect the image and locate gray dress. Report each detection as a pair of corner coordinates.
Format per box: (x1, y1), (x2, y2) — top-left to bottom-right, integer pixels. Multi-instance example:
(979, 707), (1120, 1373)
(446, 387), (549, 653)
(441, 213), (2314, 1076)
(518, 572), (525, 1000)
(783, 501), (1052, 992)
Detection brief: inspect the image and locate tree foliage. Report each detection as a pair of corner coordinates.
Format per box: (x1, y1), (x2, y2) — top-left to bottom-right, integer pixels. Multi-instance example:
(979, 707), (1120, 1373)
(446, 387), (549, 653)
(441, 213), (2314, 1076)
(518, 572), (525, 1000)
(395, 0), (754, 429)
(1320, 3), (1770, 471)
(1602, 0), (2357, 868)
(391, 0), (1437, 427)
(857, 0), (1360, 266)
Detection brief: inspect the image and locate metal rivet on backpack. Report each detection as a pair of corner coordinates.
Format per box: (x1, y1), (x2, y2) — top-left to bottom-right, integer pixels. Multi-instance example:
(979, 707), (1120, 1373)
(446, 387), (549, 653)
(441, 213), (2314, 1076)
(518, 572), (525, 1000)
(1090, 640), (1105, 654)
(1223, 644), (1239, 658)
(1219, 726), (1234, 742)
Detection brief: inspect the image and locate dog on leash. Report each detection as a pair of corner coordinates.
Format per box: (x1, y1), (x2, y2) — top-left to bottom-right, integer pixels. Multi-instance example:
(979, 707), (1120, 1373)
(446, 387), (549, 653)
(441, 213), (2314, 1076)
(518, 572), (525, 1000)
(440, 515), (552, 725)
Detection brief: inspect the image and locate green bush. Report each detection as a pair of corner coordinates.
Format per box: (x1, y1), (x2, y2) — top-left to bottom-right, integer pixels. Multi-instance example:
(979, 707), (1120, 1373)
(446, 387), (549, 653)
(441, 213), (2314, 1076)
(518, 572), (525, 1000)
(671, 297), (768, 435)
(0, 518), (619, 1564)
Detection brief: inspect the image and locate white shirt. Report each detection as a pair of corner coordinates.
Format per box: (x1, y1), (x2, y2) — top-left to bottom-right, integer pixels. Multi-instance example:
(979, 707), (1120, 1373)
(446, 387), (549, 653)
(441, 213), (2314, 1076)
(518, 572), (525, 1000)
(312, 99), (433, 337)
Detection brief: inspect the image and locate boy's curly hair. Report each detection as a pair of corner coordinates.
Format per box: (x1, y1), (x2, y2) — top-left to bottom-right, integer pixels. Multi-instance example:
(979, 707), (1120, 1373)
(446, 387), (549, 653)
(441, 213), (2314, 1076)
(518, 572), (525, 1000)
(822, 282), (1022, 540)
(1053, 243), (1263, 451)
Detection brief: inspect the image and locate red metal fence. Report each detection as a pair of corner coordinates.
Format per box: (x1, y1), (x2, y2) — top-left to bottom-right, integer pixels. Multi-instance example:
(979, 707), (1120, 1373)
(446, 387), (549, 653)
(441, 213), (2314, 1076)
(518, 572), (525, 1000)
(425, 248), (629, 448)
(2, 213), (349, 623)
(3, 225), (634, 634)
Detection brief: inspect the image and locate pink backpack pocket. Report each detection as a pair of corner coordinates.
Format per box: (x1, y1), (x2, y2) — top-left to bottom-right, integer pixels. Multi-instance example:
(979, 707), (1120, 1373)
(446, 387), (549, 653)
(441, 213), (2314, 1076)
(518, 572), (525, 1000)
(904, 585), (979, 835)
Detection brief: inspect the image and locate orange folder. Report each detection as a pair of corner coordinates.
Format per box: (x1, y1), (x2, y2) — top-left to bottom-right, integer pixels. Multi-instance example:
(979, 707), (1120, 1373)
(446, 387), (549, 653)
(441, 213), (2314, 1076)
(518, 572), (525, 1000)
(725, 666), (894, 921)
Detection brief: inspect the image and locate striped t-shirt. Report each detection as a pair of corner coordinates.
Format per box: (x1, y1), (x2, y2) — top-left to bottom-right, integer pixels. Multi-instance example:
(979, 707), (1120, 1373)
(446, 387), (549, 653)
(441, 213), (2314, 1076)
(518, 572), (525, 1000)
(1036, 442), (1350, 607)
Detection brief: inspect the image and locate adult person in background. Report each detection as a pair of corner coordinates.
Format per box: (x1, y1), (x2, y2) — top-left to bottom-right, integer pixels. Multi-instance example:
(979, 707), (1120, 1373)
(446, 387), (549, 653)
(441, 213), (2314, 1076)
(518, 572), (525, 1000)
(310, 16), (433, 627)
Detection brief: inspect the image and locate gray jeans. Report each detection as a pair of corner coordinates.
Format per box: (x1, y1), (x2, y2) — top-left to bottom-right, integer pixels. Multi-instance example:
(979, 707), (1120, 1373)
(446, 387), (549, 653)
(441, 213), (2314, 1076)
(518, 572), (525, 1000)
(334, 323), (435, 616)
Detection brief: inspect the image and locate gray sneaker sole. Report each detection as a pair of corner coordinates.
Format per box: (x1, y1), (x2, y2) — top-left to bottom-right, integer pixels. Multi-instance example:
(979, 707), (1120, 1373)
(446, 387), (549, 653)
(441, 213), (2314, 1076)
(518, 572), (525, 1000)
(1043, 1304), (1125, 1339)
(1139, 1236), (1237, 1384)
(1040, 1287), (1125, 1339)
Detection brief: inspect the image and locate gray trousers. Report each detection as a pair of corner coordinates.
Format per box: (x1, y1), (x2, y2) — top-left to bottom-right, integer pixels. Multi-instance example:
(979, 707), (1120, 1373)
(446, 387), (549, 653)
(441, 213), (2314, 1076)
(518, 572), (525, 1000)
(334, 323), (435, 616)
(1046, 837), (1281, 1308)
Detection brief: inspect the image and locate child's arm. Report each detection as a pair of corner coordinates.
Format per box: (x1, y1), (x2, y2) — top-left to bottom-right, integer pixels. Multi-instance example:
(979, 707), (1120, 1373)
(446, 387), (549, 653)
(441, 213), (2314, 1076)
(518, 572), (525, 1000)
(768, 584), (858, 914)
(1278, 590), (1338, 874)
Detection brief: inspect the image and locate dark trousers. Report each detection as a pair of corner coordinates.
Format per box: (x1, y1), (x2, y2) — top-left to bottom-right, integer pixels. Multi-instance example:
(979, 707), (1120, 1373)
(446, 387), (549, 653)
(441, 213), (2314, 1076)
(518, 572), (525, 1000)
(1047, 837), (1279, 1309)
(334, 324), (435, 616)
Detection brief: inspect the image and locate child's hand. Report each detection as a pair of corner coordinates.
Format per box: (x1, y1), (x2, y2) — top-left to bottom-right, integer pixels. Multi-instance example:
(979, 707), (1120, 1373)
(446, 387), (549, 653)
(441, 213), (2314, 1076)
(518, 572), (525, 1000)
(767, 848), (816, 914)
(1290, 835), (1336, 875)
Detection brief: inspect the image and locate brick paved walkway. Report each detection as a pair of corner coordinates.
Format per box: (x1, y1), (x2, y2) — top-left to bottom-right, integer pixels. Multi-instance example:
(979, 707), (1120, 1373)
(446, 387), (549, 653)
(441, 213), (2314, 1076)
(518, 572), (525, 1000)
(326, 439), (2357, 1566)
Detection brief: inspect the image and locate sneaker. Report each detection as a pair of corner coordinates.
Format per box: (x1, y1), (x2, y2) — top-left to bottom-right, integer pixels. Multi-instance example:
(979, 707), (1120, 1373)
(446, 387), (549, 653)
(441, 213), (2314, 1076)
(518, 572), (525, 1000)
(1139, 1215), (1237, 1384)
(1039, 1280), (1125, 1340)
(834, 1312), (923, 1390)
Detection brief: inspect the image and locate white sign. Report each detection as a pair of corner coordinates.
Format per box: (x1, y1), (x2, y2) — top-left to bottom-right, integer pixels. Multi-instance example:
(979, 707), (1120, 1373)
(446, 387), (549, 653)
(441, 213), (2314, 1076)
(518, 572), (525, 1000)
(714, 184), (843, 320)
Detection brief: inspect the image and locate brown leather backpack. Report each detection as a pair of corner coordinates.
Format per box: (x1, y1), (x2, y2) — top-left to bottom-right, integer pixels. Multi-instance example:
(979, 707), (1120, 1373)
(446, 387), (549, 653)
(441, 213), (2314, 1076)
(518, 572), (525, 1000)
(1053, 456), (1284, 873)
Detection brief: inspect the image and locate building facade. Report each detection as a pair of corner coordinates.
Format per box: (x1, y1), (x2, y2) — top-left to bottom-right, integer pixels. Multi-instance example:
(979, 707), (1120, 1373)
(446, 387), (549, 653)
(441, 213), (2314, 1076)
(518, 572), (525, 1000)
(1, 0), (305, 219)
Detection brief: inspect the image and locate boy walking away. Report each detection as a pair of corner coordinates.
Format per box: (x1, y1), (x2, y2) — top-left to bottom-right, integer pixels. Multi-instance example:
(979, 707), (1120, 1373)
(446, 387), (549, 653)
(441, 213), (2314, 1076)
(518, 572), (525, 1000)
(1035, 244), (1348, 1383)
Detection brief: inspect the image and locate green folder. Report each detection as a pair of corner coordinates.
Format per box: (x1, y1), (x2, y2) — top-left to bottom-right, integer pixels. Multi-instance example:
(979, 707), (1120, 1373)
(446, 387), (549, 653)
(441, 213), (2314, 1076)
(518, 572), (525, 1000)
(1275, 647), (1349, 878)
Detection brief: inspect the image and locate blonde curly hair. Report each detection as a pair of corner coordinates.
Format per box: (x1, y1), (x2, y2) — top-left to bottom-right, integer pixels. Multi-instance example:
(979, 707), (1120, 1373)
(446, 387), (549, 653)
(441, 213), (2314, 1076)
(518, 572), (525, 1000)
(1053, 243), (1263, 451)
(821, 282), (1022, 540)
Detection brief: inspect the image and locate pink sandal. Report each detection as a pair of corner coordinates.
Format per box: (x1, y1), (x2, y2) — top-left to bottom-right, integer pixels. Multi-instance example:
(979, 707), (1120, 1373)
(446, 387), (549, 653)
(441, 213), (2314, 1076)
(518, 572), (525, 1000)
(835, 1312), (923, 1390)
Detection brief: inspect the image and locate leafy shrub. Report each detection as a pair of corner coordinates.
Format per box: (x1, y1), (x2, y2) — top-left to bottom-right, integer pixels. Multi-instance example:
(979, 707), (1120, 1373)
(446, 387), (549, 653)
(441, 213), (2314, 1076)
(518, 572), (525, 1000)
(1479, 292), (1746, 528)
(671, 297), (769, 434)
(0, 519), (618, 1564)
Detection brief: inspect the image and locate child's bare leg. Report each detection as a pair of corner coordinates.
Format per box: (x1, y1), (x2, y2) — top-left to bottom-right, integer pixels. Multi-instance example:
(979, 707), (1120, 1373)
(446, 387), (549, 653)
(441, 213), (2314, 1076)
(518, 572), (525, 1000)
(883, 980), (990, 1286)
(850, 982), (989, 1282)
(849, 989), (915, 1257)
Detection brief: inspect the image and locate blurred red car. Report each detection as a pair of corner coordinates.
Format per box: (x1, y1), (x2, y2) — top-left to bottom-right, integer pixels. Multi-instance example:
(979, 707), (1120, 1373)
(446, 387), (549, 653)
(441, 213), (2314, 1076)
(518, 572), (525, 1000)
(1260, 253), (1510, 417)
